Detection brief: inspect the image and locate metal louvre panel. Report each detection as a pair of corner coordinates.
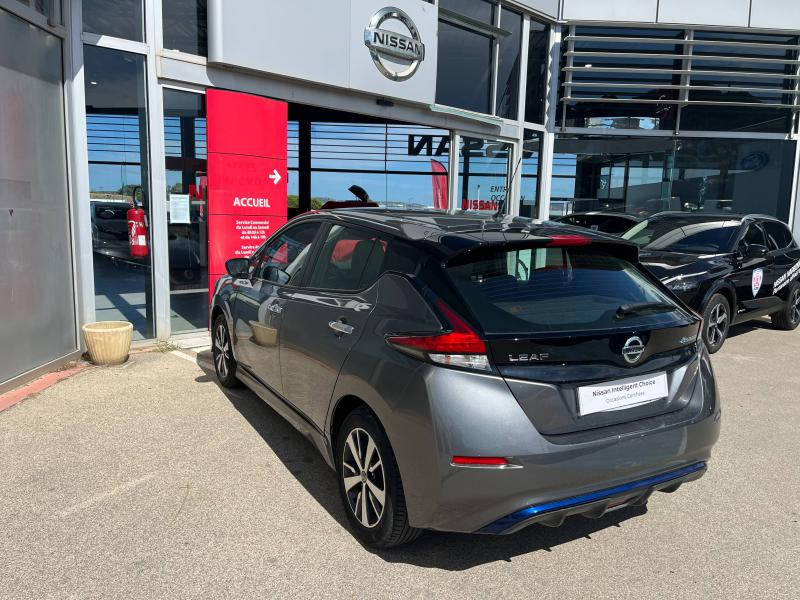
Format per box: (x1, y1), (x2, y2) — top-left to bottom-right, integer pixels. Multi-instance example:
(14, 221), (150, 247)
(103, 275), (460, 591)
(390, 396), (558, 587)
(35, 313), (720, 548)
(560, 26), (800, 121)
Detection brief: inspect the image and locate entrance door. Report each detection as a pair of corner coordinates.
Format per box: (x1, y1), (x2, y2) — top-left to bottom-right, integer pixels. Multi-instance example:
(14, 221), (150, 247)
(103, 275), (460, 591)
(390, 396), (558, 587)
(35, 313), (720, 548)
(163, 89), (209, 333)
(279, 224), (387, 428)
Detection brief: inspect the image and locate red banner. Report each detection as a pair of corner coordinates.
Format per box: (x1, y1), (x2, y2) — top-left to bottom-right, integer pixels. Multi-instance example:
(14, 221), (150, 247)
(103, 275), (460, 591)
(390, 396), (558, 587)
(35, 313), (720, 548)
(206, 90), (288, 304)
(431, 159), (448, 210)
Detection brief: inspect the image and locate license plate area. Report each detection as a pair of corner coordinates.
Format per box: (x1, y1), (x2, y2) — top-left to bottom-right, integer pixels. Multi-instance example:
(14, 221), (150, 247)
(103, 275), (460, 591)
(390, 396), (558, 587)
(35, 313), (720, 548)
(577, 372), (668, 416)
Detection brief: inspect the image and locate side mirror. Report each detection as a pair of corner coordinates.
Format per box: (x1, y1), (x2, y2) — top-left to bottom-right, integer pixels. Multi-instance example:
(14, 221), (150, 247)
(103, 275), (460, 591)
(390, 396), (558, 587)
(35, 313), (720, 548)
(745, 244), (769, 259)
(225, 258), (250, 278)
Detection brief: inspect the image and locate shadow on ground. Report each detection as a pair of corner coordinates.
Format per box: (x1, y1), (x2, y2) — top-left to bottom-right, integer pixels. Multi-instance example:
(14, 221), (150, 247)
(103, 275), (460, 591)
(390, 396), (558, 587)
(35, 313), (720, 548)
(726, 318), (774, 340)
(194, 350), (648, 571)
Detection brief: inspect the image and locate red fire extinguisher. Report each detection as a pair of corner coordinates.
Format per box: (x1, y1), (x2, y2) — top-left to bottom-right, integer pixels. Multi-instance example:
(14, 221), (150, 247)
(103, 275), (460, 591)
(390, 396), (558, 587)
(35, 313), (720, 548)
(127, 186), (149, 258)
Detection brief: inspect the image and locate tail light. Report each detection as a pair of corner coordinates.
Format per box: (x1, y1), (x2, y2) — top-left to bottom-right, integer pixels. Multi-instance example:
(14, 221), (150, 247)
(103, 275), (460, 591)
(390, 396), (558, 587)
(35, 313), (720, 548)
(452, 456), (509, 467)
(386, 299), (491, 372)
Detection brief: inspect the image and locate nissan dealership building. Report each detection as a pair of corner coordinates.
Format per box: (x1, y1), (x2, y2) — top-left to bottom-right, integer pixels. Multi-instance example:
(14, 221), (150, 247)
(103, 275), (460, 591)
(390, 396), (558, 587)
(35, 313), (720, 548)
(2, 0), (800, 391)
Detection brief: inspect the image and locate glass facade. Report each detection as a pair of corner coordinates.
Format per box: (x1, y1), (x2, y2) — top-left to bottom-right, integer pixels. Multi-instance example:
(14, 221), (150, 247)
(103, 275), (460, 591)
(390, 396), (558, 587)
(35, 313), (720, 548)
(436, 20), (493, 114)
(550, 136), (797, 221)
(560, 26), (800, 134)
(63, 2), (800, 346)
(286, 110), (451, 213)
(436, 1), (533, 118)
(83, 0), (144, 42)
(162, 0), (208, 56)
(458, 137), (512, 212)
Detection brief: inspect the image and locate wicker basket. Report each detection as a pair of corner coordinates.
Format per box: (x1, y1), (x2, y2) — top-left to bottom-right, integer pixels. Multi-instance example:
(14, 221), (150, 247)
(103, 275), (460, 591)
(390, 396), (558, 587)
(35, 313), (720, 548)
(82, 321), (133, 365)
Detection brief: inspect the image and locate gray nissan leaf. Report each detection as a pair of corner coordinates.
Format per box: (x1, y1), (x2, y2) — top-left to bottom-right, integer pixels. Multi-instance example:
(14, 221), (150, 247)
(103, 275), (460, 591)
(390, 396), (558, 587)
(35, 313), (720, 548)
(210, 209), (721, 547)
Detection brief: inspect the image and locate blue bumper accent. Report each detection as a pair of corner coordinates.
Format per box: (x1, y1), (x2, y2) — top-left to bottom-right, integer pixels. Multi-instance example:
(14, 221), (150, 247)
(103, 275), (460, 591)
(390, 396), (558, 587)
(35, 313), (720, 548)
(479, 461), (707, 534)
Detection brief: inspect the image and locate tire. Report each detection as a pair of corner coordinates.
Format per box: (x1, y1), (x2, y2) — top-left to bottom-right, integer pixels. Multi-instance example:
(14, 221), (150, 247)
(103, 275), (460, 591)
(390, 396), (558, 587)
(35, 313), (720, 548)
(212, 315), (240, 388)
(335, 407), (421, 548)
(771, 282), (800, 331)
(702, 293), (731, 354)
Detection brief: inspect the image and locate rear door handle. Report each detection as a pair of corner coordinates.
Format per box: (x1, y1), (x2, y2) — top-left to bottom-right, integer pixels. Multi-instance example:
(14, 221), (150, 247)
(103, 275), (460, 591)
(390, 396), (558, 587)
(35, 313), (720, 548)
(328, 320), (354, 336)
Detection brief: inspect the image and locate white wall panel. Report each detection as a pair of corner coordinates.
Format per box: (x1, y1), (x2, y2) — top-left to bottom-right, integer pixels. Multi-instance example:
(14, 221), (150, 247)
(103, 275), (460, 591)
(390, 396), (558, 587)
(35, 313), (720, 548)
(657, 0), (751, 27)
(513, 0), (560, 19)
(750, 0), (800, 30)
(562, 0), (658, 23)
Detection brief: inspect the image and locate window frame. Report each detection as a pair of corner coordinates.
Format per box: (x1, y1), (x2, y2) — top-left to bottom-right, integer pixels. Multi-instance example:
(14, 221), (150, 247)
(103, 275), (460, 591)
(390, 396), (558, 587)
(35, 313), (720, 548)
(738, 222), (769, 251)
(250, 219), (326, 288)
(762, 220), (795, 251)
(303, 221), (392, 294)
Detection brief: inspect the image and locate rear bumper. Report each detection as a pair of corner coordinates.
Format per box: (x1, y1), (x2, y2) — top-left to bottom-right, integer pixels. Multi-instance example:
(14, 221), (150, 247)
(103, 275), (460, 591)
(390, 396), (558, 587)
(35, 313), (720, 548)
(478, 461), (706, 535)
(382, 348), (720, 533)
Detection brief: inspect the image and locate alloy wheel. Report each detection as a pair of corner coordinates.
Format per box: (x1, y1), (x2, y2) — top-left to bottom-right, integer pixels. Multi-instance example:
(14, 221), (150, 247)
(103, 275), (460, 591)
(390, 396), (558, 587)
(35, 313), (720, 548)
(214, 323), (231, 379)
(342, 428), (386, 529)
(707, 302), (728, 347)
(791, 288), (800, 324)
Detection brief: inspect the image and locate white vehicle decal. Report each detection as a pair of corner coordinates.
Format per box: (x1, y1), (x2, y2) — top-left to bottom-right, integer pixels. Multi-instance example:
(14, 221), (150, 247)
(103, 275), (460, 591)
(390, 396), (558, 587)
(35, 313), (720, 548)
(774, 259), (800, 294)
(752, 268), (763, 297)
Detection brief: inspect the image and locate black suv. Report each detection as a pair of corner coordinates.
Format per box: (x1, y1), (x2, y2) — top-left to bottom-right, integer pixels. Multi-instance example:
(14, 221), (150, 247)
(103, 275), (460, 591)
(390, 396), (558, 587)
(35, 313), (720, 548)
(622, 213), (800, 353)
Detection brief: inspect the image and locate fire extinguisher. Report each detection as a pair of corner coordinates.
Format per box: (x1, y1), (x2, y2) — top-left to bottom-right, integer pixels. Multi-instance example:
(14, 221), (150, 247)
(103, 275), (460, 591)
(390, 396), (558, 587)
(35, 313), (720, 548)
(127, 186), (149, 258)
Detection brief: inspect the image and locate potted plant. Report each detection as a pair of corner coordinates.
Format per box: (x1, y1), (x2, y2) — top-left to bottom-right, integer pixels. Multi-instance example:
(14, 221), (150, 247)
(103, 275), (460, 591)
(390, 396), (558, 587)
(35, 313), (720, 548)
(81, 321), (134, 365)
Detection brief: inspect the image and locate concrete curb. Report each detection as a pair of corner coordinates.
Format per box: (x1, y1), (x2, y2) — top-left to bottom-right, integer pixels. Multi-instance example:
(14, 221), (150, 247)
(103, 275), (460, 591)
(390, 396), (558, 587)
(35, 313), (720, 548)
(0, 362), (93, 414)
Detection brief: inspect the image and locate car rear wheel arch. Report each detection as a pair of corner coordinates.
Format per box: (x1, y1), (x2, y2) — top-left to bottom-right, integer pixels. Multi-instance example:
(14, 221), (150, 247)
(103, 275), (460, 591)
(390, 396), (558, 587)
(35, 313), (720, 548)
(330, 395), (373, 450)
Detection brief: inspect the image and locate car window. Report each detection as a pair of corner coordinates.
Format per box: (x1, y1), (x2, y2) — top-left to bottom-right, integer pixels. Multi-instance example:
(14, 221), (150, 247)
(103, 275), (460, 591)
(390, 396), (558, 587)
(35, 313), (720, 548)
(622, 218), (739, 254)
(307, 225), (388, 291)
(256, 222), (321, 285)
(763, 221), (794, 250)
(446, 246), (691, 335)
(739, 223), (767, 251)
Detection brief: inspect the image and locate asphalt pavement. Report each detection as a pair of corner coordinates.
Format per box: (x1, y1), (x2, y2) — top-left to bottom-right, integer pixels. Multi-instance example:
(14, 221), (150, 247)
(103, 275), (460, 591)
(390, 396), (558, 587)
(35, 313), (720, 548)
(1, 321), (798, 599)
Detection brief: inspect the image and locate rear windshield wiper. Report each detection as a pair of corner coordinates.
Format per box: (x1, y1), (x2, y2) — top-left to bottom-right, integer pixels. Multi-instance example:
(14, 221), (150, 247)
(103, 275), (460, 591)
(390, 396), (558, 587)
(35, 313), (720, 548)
(615, 302), (678, 319)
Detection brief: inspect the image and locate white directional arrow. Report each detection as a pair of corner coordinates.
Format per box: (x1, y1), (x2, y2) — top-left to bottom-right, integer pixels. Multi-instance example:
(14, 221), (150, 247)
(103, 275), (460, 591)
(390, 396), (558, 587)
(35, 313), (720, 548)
(268, 169), (282, 185)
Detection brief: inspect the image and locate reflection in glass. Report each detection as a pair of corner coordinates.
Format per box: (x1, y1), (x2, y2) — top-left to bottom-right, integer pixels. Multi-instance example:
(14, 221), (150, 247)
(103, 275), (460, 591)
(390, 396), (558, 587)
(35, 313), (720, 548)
(459, 137), (511, 212)
(439, 0), (495, 24)
(550, 136), (796, 222)
(163, 89), (208, 333)
(162, 0), (208, 56)
(307, 122), (449, 210)
(84, 45), (153, 339)
(82, 0), (144, 42)
(496, 8), (522, 120)
(525, 20), (549, 124)
(436, 21), (492, 114)
(520, 131), (541, 218)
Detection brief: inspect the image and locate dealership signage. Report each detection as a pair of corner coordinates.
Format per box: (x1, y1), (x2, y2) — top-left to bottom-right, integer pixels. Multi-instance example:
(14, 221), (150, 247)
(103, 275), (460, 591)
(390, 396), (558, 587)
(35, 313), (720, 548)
(206, 90), (288, 303)
(364, 7), (425, 81)
(207, 0), (437, 105)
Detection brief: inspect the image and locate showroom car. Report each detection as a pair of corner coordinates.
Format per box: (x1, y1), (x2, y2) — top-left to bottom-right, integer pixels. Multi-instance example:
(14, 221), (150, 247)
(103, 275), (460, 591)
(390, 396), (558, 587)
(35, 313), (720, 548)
(210, 209), (721, 547)
(622, 213), (800, 353)
(554, 211), (642, 234)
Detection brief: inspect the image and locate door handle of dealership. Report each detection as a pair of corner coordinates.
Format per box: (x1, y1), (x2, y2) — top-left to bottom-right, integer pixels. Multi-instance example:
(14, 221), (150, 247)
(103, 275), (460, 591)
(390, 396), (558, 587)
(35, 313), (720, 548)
(328, 320), (354, 336)
(268, 304), (283, 315)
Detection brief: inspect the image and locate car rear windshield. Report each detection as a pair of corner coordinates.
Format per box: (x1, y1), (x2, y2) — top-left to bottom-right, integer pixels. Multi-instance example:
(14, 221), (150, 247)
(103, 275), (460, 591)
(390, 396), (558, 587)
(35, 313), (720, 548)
(622, 217), (740, 254)
(446, 246), (692, 335)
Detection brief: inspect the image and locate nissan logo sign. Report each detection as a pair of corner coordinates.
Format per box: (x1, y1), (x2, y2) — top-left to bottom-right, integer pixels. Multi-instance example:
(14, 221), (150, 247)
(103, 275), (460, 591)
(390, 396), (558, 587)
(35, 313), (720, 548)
(364, 7), (425, 81)
(622, 336), (646, 365)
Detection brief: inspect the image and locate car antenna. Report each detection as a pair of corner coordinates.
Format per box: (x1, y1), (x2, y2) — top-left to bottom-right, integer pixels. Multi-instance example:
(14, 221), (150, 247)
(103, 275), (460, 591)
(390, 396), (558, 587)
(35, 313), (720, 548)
(492, 155), (524, 221)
